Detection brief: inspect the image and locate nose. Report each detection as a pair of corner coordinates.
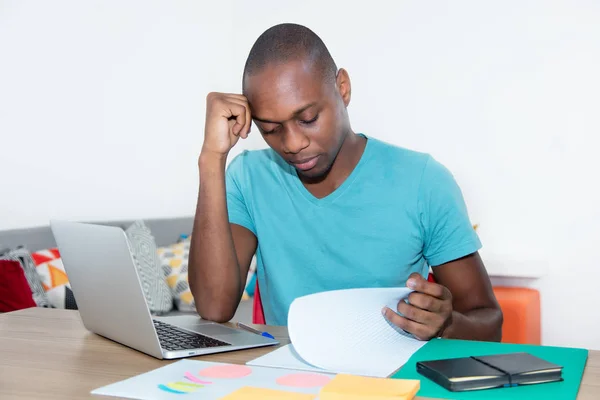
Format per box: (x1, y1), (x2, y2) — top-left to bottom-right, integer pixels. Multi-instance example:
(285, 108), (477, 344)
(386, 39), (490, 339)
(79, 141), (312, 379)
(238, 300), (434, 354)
(282, 127), (309, 154)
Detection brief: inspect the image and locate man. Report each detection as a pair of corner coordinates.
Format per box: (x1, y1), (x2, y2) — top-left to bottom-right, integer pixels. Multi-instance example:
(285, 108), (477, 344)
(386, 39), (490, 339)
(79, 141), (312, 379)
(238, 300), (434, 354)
(189, 23), (503, 342)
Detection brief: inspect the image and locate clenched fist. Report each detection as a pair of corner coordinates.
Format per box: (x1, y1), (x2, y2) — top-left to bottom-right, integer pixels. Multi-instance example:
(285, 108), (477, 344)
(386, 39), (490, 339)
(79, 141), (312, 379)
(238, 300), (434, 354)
(201, 92), (252, 157)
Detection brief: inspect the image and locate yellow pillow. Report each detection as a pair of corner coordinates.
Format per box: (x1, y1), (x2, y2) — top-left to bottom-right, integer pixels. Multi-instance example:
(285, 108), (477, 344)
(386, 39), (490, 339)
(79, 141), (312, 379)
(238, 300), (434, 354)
(158, 240), (195, 312)
(158, 238), (256, 312)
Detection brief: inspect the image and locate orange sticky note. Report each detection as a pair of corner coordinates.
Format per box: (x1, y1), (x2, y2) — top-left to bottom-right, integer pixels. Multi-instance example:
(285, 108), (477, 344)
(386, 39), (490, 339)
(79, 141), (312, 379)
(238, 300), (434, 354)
(318, 374), (420, 400)
(220, 386), (317, 400)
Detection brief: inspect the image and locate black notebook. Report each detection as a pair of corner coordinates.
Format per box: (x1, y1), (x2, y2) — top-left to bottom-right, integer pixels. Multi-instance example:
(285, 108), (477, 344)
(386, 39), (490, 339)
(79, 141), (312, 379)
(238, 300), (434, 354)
(416, 352), (563, 392)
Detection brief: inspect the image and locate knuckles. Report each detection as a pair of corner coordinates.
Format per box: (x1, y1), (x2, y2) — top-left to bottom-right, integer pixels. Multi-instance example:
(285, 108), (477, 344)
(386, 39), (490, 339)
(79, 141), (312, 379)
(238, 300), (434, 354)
(444, 287), (453, 302)
(421, 296), (435, 311)
(206, 92), (249, 106)
(206, 91), (221, 105)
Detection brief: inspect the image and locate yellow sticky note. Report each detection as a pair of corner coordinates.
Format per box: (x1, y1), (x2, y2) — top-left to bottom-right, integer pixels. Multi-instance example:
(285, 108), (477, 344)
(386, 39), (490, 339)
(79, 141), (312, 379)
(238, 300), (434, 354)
(319, 374), (420, 400)
(220, 386), (317, 400)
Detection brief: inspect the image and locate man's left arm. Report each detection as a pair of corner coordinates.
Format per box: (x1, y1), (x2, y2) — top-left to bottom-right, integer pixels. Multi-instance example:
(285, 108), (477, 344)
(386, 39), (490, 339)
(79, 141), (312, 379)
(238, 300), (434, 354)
(432, 251), (503, 341)
(384, 252), (503, 341)
(383, 156), (503, 342)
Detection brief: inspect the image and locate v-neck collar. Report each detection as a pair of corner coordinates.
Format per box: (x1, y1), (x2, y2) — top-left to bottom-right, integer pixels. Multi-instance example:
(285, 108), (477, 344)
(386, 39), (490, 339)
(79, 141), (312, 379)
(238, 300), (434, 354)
(287, 133), (373, 207)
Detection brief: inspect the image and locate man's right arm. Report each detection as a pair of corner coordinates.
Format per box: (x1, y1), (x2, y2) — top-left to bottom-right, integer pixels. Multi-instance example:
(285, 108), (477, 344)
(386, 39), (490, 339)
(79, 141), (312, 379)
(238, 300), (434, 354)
(188, 93), (256, 322)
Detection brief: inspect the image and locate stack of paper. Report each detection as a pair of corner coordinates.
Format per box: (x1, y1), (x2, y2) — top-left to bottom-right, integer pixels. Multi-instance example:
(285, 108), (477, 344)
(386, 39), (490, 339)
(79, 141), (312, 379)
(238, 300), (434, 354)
(249, 288), (427, 378)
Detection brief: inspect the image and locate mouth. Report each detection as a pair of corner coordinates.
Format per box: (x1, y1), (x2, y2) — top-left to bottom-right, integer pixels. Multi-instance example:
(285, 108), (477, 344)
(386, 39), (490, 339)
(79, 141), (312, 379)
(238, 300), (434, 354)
(289, 155), (320, 171)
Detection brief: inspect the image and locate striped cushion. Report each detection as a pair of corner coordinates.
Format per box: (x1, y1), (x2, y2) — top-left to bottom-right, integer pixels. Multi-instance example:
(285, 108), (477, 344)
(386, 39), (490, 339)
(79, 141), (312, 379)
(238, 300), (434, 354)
(125, 221), (174, 314)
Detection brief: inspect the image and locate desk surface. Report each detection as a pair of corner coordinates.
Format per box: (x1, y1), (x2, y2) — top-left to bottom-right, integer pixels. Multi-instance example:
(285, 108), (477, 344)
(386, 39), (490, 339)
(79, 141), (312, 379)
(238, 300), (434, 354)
(1, 308), (598, 400)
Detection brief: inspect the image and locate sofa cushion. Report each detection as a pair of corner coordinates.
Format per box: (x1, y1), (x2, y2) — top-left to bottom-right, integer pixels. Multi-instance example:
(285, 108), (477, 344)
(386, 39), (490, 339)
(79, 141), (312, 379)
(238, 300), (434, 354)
(0, 260), (37, 312)
(31, 248), (77, 310)
(125, 220), (173, 314)
(158, 239), (196, 312)
(0, 247), (50, 308)
(158, 238), (257, 312)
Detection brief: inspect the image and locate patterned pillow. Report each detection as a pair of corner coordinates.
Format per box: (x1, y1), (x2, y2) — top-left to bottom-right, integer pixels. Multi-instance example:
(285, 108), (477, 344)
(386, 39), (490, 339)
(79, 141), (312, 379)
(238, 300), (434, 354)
(158, 239), (195, 312)
(31, 248), (77, 310)
(0, 247), (50, 308)
(158, 238), (256, 312)
(125, 221), (174, 315)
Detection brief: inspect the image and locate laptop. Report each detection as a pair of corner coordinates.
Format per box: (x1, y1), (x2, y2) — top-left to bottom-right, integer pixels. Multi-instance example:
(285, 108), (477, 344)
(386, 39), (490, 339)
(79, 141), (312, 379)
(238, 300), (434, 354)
(50, 220), (278, 359)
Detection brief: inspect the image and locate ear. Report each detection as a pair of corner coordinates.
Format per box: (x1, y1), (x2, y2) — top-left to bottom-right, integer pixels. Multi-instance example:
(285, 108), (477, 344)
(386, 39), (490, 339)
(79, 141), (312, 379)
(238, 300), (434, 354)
(336, 68), (351, 107)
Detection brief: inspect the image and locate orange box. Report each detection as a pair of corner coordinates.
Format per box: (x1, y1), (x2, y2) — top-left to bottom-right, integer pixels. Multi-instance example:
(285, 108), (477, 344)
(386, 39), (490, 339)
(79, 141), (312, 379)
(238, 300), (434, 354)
(493, 286), (541, 345)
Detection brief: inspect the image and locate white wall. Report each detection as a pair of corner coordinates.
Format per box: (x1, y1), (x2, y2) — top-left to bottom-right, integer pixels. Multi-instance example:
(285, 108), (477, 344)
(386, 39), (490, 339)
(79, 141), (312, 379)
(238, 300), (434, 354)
(0, 0), (248, 229)
(1, 1), (599, 349)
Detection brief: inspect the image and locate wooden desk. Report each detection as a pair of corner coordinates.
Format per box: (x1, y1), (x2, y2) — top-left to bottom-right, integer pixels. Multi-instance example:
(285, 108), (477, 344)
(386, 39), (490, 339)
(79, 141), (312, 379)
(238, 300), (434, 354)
(1, 308), (598, 399)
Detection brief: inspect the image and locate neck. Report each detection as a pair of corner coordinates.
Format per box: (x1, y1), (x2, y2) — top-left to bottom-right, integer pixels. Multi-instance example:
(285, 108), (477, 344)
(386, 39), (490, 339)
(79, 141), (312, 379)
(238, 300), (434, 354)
(301, 131), (367, 197)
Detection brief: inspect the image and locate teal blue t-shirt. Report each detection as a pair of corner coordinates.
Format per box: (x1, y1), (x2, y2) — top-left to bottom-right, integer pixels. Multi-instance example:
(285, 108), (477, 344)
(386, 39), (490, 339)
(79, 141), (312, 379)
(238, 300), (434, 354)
(226, 135), (481, 326)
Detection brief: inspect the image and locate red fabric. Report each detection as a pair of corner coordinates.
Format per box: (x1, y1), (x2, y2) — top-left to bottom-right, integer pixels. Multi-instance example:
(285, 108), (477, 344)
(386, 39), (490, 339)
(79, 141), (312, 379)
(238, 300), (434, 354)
(252, 279), (266, 325)
(0, 260), (36, 312)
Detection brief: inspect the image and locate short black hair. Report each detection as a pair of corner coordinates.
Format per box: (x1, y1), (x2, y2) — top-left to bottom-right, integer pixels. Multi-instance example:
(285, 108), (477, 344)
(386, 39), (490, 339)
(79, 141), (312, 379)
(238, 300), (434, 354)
(242, 23), (338, 90)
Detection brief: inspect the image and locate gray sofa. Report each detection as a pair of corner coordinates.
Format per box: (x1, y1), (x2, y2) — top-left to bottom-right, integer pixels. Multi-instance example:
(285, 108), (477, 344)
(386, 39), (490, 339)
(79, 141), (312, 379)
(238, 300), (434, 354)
(0, 216), (253, 323)
(0, 216), (195, 252)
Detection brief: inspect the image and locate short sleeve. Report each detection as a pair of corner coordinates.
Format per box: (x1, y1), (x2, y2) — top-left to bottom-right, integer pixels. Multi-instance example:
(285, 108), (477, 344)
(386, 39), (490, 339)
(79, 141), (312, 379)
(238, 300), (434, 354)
(225, 151), (257, 235)
(418, 156), (481, 267)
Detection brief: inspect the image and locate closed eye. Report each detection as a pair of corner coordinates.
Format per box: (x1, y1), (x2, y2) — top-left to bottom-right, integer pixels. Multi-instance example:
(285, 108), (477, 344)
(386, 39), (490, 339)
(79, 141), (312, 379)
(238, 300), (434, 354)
(261, 114), (318, 133)
(300, 114), (319, 125)
(262, 125), (280, 135)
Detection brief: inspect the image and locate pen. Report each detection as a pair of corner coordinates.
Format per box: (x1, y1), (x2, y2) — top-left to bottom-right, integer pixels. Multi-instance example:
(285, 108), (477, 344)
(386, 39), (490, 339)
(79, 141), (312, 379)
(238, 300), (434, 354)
(236, 322), (275, 339)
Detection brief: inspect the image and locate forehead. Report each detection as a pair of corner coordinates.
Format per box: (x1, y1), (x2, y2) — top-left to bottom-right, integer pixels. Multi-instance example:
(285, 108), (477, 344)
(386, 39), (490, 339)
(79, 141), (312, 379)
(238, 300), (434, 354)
(244, 60), (330, 120)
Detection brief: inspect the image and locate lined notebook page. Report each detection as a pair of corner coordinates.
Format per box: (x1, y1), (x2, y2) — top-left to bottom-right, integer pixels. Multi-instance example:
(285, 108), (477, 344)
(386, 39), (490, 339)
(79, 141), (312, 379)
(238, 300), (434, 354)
(247, 344), (330, 373)
(287, 288), (427, 378)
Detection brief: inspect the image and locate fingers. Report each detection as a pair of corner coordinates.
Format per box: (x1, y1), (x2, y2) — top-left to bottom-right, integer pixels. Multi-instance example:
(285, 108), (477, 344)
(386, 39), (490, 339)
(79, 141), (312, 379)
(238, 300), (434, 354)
(397, 299), (439, 325)
(220, 98), (247, 136)
(207, 92), (252, 137)
(382, 307), (434, 341)
(406, 272), (451, 300)
(383, 273), (454, 341)
(225, 96), (252, 138)
(406, 292), (443, 313)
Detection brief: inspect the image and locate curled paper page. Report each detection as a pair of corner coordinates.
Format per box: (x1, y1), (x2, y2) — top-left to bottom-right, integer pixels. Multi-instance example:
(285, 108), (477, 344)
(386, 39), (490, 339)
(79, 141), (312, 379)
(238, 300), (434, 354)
(287, 288), (427, 377)
(247, 343), (328, 373)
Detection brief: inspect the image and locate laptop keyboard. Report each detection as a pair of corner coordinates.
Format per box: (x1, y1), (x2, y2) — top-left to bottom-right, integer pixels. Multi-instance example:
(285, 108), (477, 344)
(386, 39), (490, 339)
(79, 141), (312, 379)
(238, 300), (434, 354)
(153, 320), (231, 351)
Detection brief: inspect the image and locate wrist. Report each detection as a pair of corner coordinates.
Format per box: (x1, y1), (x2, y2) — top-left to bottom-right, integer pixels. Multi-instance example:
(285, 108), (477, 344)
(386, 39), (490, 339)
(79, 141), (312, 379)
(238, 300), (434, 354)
(198, 149), (228, 168)
(437, 311), (457, 338)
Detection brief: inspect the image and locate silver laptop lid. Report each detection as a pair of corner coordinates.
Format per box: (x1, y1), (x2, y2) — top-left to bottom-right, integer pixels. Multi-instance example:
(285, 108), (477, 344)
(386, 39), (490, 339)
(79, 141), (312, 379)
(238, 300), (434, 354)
(50, 220), (163, 358)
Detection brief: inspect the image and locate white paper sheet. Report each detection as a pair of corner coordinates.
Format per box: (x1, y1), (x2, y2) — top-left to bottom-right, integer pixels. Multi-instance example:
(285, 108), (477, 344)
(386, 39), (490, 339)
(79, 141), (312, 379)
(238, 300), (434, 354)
(287, 287), (427, 378)
(248, 344), (331, 373)
(91, 359), (335, 399)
